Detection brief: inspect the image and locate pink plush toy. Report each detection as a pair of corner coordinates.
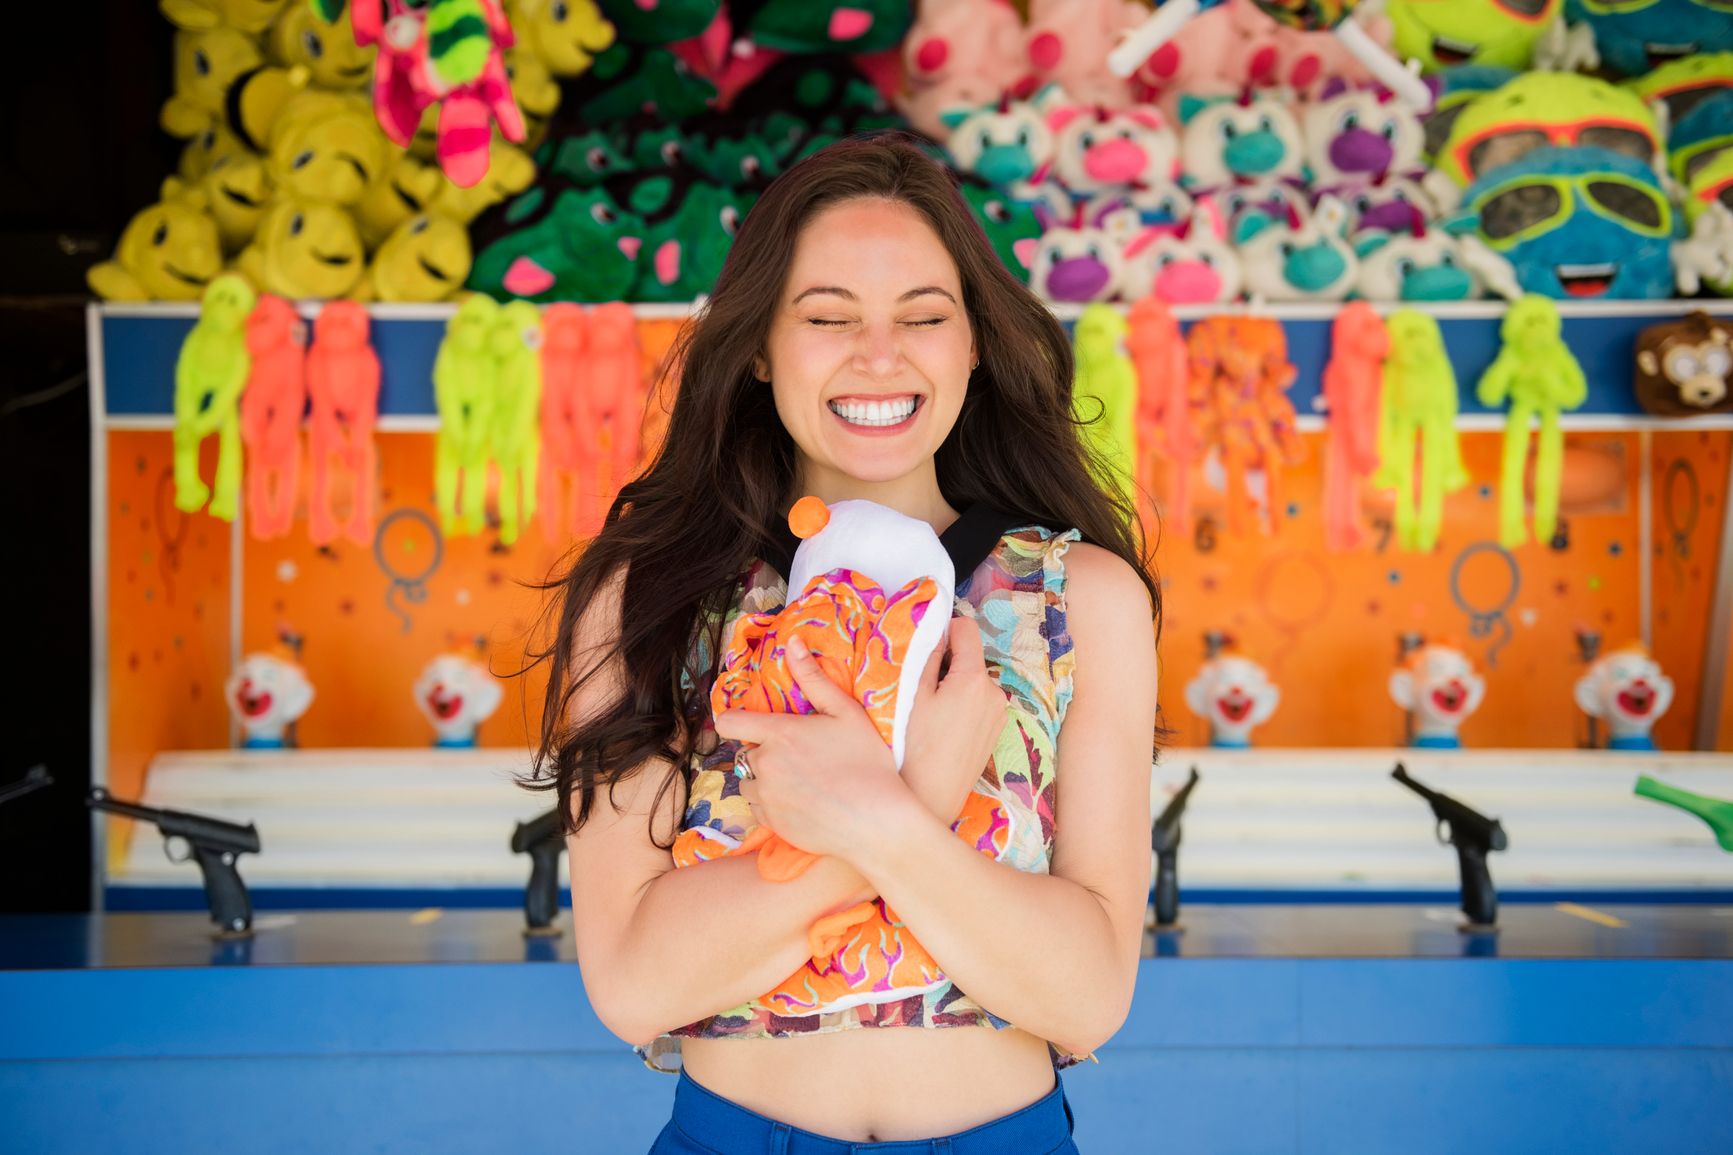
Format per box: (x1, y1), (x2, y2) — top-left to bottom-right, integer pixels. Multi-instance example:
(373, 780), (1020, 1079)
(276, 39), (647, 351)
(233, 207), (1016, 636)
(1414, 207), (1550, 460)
(1120, 196), (1244, 303)
(305, 301), (380, 548)
(1321, 301), (1388, 552)
(1018, 0), (1146, 108)
(537, 302), (586, 543)
(896, 0), (1025, 139)
(351, 0), (524, 188)
(668, 7), (785, 110)
(1048, 100), (1178, 195)
(1133, 0), (1282, 115)
(1127, 295), (1199, 534)
(240, 295), (306, 541)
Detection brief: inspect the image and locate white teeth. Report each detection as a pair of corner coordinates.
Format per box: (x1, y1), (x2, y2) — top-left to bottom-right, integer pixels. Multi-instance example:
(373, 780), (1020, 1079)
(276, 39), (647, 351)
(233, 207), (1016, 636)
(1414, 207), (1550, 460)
(828, 396), (918, 427)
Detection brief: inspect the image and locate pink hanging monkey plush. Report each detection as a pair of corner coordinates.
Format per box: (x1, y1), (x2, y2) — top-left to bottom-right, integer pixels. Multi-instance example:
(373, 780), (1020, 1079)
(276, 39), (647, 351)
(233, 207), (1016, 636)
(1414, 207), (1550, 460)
(240, 295), (307, 540)
(306, 301), (381, 548)
(1321, 301), (1388, 552)
(537, 302), (587, 543)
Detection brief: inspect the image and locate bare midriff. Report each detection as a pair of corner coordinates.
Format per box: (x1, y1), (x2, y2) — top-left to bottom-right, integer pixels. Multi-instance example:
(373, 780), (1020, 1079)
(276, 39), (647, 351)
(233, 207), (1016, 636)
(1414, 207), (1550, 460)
(677, 1021), (1057, 1142)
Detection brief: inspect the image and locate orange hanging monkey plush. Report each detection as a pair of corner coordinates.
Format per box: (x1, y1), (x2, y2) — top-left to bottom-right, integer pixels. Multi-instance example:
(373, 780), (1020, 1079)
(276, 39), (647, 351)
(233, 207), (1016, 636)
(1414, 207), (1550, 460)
(306, 301), (381, 548)
(1321, 301), (1387, 552)
(240, 295), (306, 540)
(1184, 315), (1303, 536)
(1126, 296), (1198, 536)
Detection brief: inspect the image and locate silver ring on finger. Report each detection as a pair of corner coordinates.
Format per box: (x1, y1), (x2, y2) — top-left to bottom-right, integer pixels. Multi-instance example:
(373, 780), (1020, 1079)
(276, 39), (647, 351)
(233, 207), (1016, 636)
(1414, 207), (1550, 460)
(732, 745), (755, 781)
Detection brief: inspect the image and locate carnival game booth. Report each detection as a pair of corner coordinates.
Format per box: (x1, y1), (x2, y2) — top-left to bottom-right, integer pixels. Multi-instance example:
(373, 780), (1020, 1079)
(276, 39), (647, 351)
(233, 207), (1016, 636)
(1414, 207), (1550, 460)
(9, 0), (1733, 1149)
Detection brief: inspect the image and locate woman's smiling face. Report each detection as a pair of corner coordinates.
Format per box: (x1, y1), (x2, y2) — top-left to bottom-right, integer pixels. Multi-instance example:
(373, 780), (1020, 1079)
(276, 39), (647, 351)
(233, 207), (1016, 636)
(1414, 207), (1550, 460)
(754, 196), (976, 493)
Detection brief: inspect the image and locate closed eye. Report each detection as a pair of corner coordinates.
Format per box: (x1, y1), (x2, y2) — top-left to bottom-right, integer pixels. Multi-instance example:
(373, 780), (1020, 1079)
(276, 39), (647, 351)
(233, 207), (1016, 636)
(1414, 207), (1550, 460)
(806, 317), (948, 327)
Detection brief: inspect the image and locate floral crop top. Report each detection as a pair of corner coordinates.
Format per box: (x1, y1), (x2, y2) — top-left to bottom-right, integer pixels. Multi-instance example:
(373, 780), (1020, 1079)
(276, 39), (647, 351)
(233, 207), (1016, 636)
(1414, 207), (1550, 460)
(633, 525), (1095, 1075)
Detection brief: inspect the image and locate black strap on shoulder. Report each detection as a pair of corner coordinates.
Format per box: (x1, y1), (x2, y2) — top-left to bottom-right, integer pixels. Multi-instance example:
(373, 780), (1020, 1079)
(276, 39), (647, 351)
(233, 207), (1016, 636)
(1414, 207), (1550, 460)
(760, 502), (1033, 585)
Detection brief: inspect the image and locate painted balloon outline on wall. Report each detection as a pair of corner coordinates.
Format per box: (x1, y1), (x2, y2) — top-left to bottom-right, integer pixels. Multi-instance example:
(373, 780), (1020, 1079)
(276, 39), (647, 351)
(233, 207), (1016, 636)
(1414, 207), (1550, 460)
(1449, 540), (1520, 669)
(373, 507), (444, 634)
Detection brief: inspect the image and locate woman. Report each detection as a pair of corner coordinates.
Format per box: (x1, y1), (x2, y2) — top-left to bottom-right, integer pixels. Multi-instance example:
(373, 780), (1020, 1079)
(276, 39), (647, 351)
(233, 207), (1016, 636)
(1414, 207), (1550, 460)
(528, 131), (1162, 1153)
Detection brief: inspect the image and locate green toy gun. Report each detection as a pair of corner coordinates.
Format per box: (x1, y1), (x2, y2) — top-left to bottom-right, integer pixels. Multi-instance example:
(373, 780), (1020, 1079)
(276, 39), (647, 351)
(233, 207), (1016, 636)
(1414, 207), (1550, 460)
(1633, 776), (1733, 852)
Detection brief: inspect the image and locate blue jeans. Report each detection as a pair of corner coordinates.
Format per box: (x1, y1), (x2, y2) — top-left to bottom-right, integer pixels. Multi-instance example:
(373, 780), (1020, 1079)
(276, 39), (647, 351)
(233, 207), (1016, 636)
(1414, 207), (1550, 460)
(649, 1066), (1081, 1154)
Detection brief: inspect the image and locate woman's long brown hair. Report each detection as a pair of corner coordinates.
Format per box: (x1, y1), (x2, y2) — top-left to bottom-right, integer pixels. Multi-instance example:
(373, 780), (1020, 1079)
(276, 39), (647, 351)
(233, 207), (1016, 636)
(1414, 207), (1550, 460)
(518, 130), (1164, 843)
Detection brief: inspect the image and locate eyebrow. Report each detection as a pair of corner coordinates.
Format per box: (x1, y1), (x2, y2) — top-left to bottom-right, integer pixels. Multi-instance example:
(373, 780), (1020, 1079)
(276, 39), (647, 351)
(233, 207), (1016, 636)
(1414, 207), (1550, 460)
(790, 285), (958, 306)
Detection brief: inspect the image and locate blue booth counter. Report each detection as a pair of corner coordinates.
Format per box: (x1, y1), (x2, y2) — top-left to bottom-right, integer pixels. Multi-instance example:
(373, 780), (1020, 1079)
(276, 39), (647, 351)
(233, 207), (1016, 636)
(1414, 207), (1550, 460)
(4, 904), (1730, 1154)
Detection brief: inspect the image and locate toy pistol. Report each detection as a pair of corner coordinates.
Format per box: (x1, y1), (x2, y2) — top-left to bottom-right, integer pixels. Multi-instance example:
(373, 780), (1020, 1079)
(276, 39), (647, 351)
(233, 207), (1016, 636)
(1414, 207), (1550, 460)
(1392, 763), (1508, 927)
(87, 787), (261, 936)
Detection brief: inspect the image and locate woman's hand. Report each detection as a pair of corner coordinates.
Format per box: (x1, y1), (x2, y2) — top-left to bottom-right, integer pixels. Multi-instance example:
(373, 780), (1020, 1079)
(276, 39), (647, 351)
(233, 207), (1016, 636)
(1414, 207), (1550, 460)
(900, 615), (1012, 827)
(712, 635), (912, 864)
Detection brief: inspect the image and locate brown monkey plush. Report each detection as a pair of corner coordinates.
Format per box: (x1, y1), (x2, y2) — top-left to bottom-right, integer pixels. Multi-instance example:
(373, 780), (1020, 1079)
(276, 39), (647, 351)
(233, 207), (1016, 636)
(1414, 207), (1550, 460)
(1635, 312), (1733, 416)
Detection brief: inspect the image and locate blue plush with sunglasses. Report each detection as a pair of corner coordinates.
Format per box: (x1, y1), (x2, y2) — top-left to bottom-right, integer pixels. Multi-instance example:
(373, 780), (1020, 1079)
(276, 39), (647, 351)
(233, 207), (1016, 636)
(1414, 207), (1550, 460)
(1449, 145), (1680, 299)
(1562, 0), (1733, 78)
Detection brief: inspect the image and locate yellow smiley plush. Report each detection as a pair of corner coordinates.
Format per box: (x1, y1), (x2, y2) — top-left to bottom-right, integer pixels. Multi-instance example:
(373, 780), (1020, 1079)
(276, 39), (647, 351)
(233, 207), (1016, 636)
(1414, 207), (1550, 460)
(267, 92), (388, 207)
(430, 140), (537, 223)
(165, 150), (275, 255)
(270, 4), (376, 91)
(505, 50), (561, 149)
(507, 0), (616, 77)
(359, 215), (475, 302)
(356, 154), (447, 251)
(160, 0), (289, 34)
(177, 120), (251, 183)
(88, 200), (224, 301)
(162, 27), (264, 138)
(237, 199), (366, 299)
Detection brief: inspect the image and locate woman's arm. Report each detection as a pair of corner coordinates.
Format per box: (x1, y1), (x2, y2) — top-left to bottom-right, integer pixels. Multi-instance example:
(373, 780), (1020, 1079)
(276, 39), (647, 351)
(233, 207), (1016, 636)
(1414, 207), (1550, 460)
(565, 568), (878, 1048)
(846, 543), (1159, 1057)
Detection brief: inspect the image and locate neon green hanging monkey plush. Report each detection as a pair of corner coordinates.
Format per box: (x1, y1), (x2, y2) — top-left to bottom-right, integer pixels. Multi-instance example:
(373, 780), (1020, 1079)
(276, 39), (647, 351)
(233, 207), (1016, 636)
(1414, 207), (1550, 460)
(1072, 302), (1139, 509)
(1374, 309), (1468, 553)
(489, 300), (543, 548)
(433, 293), (500, 537)
(174, 273), (257, 522)
(1475, 295), (1587, 550)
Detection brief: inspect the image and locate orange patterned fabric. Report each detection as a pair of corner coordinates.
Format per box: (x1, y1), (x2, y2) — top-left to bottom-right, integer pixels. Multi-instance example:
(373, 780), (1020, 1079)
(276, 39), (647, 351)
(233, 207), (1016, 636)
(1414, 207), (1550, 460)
(672, 565), (1012, 1016)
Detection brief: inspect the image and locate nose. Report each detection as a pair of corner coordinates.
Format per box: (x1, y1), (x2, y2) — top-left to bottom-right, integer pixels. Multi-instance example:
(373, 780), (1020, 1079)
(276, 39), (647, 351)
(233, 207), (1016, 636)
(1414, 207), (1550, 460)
(853, 321), (904, 379)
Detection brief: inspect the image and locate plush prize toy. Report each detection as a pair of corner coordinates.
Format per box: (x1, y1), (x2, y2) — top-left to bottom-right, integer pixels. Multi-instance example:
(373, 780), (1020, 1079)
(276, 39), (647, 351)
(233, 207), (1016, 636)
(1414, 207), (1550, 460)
(467, 181), (645, 302)
(504, 48), (562, 148)
(414, 653), (505, 747)
(1352, 211), (1521, 301)
(938, 90), (1060, 195)
(630, 180), (745, 303)
(359, 214), (474, 301)
(1686, 153), (1733, 294)
(1072, 303), (1139, 503)
(1475, 295), (1587, 549)
(174, 274), (256, 522)
(1185, 646), (1280, 747)
(489, 301), (543, 547)
(1420, 64), (1517, 162)
(1236, 197), (1360, 302)
(162, 27), (265, 138)
(1626, 51), (1733, 139)
(272, 3), (377, 90)
(1184, 315), (1303, 536)
(1108, 0), (1434, 109)
(355, 154), (444, 249)
(161, 0), (290, 33)
(1634, 311), (1733, 415)
(1453, 146), (1726, 299)
(1390, 640), (1485, 747)
(1302, 80), (1426, 188)
(538, 301), (642, 540)
(87, 199), (223, 302)
(1321, 301), (1387, 552)
(266, 91), (389, 207)
(1574, 643), (1674, 751)
(1120, 197), (1244, 303)
(505, 0), (616, 76)
(1373, 309), (1467, 552)
(1668, 90), (1733, 189)
(1048, 100), (1180, 196)
(1434, 71), (1661, 191)
(1387, 0), (1561, 72)
(240, 294), (306, 540)
(164, 149), (275, 258)
(305, 300), (380, 547)
(1177, 90), (1308, 189)
(673, 496), (1017, 1017)
(350, 0), (526, 188)
(1020, 0), (1146, 108)
(958, 176), (1046, 285)
(1028, 199), (1129, 302)
(897, 0), (1026, 139)
(227, 647), (315, 748)
(1558, 0), (1733, 78)
(1127, 296), (1197, 532)
(236, 199), (367, 300)
(429, 139), (539, 223)
(433, 295), (500, 536)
